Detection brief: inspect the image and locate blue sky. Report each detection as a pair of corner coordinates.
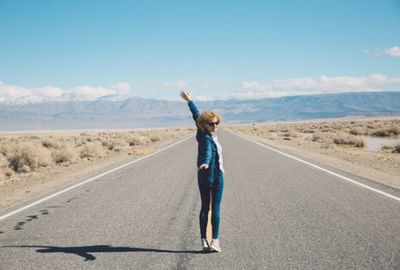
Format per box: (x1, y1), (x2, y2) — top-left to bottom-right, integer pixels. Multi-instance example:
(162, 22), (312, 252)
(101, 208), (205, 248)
(0, 0), (399, 103)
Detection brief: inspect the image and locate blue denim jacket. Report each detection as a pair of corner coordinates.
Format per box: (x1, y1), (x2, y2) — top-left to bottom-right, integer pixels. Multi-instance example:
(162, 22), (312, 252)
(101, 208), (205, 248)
(188, 100), (221, 187)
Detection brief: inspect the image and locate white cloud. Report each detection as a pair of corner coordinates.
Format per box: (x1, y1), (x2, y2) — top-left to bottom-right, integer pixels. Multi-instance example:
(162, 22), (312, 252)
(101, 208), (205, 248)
(384, 46), (400, 57)
(365, 45), (400, 57)
(35, 86), (64, 98)
(112, 82), (131, 93)
(233, 74), (400, 99)
(0, 81), (132, 104)
(66, 85), (117, 101)
(162, 80), (189, 89)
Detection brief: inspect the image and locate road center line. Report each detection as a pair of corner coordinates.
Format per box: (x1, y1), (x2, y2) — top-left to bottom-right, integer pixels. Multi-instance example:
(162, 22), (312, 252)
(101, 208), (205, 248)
(227, 130), (400, 203)
(0, 135), (194, 221)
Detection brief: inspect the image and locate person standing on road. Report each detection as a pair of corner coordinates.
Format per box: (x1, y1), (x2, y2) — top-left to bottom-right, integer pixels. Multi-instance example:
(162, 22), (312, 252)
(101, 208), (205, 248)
(180, 91), (224, 252)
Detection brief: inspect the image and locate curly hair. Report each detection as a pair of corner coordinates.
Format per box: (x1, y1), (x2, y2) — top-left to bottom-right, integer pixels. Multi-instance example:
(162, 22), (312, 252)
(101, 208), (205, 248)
(196, 111), (222, 132)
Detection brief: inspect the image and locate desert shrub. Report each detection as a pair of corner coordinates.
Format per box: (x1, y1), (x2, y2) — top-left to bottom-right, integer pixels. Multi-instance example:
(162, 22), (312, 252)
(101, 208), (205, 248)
(319, 128), (331, 133)
(8, 142), (52, 173)
(80, 143), (105, 159)
(129, 138), (143, 146)
(371, 130), (389, 137)
(369, 126), (399, 137)
(5, 168), (13, 177)
(387, 127), (399, 135)
(110, 139), (127, 152)
(74, 141), (83, 148)
(100, 138), (127, 151)
(42, 139), (61, 149)
(0, 153), (8, 168)
(311, 133), (323, 142)
(138, 136), (150, 144)
(333, 135), (364, 147)
(0, 144), (10, 156)
(150, 136), (161, 142)
(392, 143), (400, 153)
(51, 147), (74, 164)
(100, 140), (114, 150)
(349, 128), (365, 136)
(0, 167), (13, 180)
(17, 165), (31, 173)
(78, 137), (89, 146)
(381, 145), (392, 151)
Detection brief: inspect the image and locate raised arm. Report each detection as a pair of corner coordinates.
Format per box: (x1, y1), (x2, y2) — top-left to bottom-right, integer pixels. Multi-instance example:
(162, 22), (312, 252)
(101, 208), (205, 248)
(180, 91), (200, 121)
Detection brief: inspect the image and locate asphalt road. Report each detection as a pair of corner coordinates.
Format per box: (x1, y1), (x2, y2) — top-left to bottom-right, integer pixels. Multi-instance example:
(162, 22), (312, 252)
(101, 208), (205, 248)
(1, 130), (400, 269)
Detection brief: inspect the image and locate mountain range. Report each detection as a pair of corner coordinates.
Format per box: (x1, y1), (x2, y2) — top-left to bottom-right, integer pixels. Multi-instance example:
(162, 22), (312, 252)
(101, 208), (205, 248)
(0, 92), (399, 131)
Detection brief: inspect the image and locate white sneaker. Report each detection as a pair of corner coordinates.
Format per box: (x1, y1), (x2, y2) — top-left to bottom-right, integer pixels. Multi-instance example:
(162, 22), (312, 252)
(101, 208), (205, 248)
(201, 238), (209, 251)
(209, 239), (221, 252)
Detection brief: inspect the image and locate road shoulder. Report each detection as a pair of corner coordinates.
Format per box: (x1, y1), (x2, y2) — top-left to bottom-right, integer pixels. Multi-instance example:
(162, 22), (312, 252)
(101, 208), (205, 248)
(227, 129), (400, 191)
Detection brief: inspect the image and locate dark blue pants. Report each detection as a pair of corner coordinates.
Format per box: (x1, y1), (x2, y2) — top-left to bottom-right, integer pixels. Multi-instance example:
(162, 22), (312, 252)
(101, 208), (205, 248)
(198, 171), (224, 239)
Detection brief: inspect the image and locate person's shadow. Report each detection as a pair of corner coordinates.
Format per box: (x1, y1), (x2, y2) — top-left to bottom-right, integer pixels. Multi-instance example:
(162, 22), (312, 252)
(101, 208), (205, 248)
(2, 245), (212, 261)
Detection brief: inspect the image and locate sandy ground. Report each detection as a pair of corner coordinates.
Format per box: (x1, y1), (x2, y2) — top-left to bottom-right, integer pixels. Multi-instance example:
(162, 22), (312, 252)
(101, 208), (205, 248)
(226, 117), (400, 190)
(0, 128), (193, 212)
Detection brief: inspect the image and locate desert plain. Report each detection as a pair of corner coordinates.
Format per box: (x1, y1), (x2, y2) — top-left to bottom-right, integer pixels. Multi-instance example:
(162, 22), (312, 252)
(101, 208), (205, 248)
(0, 128), (193, 211)
(1, 116), (399, 213)
(227, 116), (400, 191)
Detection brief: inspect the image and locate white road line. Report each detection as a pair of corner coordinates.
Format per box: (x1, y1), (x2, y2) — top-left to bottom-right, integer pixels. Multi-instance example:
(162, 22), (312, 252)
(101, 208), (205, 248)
(227, 130), (400, 203)
(0, 135), (194, 221)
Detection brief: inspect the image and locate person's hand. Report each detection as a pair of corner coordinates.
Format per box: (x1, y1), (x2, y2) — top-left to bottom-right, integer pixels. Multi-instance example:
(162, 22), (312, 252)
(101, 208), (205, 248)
(198, 164), (209, 170)
(180, 91), (191, 102)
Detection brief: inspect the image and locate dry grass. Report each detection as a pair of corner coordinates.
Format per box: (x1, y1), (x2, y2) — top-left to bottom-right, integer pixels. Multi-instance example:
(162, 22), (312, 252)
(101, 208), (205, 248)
(227, 117), (400, 187)
(150, 135), (161, 142)
(0, 128), (192, 183)
(332, 133), (364, 147)
(80, 142), (106, 159)
(42, 139), (62, 149)
(0, 152), (7, 167)
(8, 142), (52, 173)
(52, 147), (75, 164)
(229, 118), (399, 149)
(371, 127), (399, 137)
